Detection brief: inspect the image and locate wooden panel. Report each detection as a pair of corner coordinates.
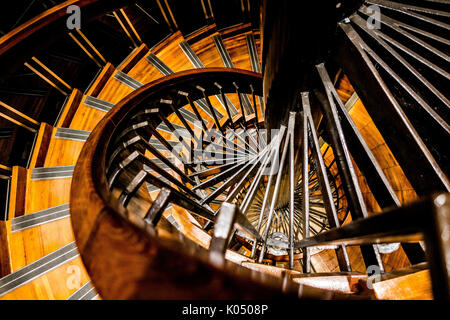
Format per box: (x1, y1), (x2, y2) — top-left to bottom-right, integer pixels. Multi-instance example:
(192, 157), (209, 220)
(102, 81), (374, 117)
(127, 55), (163, 85)
(348, 98), (418, 206)
(10, 217), (75, 271)
(152, 31), (192, 73)
(222, 33), (252, 70)
(69, 97), (109, 131)
(308, 246), (367, 274)
(85, 63), (115, 98)
(118, 44), (149, 73)
(373, 269), (433, 300)
(358, 123), (385, 150)
(242, 262), (301, 278)
(96, 72), (135, 105)
(190, 36), (223, 68)
(185, 24), (217, 43)
(348, 99), (373, 129)
(225, 250), (251, 265)
(8, 166), (27, 219)
(292, 272), (367, 294)
(125, 33), (189, 85)
(335, 74), (354, 104)
(0, 221), (12, 277)
(56, 89), (83, 128)
(165, 205), (211, 249)
(310, 249), (340, 273)
(44, 138), (85, 167)
(381, 246), (411, 272)
(28, 123), (54, 169)
(25, 178), (71, 214)
(346, 246), (367, 273)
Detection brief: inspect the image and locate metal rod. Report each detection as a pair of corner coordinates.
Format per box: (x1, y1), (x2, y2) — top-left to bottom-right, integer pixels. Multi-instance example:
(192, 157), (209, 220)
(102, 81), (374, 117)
(144, 188), (172, 226)
(215, 82), (235, 128)
(301, 93), (311, 273)
(258, 124), (292, 263)
(288, 112), (296, 270)
(316, 62), (384, 271)
(304, 91), (351, 272)
(250, 126), (287, 258)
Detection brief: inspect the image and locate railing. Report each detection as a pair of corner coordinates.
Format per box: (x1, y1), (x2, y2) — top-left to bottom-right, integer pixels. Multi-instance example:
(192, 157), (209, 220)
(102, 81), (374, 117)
(70, 67), (449, 300)
(295, 193), (450, 300)
(70, 68), (359, 299)
(2, 0), (446, 300)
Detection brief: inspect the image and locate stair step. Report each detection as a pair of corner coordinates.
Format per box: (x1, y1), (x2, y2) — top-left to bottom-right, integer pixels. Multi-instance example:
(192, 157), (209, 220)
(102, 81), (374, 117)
(179, 40), (205, 68)
(0, 242), (78, 297)
(117, 43), (149, 73)
(179, 40), (239, 117)
(1, 20), (265, 300)
(241, 262), (302, 278)
(291, 272), (367, 294)
(146, 52), (173, 76)
(54, 128), (91, 142)
(11, 203), (70, 232)
(212, 34), (234, 68)
(44, 128), (87, 167)
(68, 95), (114, 132)
(67, 280), (98, 300)
(31, 165), (74, 181)
(246, 33), (261, 73)
(369, 263), (433, 300)
(97, 70), (135, 105)
(83, 96), (114, 113)
(113, 70), (143, 90)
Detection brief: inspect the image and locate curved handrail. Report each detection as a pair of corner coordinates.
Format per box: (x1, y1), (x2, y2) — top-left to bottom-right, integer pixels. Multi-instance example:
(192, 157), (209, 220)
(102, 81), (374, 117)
(70, 68), (356, 299)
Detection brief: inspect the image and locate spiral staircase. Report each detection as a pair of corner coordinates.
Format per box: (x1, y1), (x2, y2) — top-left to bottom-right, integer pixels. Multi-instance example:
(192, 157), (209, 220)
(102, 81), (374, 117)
(0, 0), (449, 300)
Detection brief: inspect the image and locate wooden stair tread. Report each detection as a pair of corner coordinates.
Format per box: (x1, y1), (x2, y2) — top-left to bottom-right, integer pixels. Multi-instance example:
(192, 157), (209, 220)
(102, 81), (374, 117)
(291, 272), (367, 294)
(370, 263), (433, 300)
(241, 262), (302, 278)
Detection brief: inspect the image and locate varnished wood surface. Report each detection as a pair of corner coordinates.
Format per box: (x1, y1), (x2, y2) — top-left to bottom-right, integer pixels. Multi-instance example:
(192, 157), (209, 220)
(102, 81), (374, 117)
(349, 98), (418, 208)
(25, 178), (71, 215)
(85, 63), (115, 98)
(8, 166), (27, 219)
(56, 90), (84, 128)
(1, 256), (91, 300)
(241, 261), (301, 278)
(372, 268), (433, 300)
(153, 32), (192, 73)
(118, 44), (149, 73)
(69, 98), (110, 131)
(44, 138), (85, 167)
(28, 123), (54, 169)
(9, 218), (75, 271)
(0, 221), (12, 277)
(0, 15), (428, 299)
(292, 272), (367, 294)
(222, 32), (252, 70)
(190, 35), (223, 68)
